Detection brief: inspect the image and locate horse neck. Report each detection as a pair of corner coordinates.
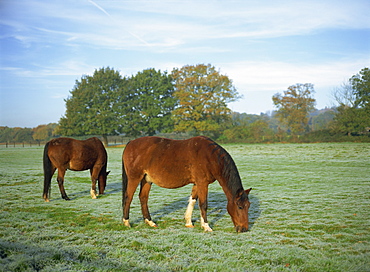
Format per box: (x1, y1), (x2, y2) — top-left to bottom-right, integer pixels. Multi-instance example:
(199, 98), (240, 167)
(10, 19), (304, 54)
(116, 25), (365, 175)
(216, 152), (244, 201)
(204, 139), (244, 200)
(218, 172), (243, 201)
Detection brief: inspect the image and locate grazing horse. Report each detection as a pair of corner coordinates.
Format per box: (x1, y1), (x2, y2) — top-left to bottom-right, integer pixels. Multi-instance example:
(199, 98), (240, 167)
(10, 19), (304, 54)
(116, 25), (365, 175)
(122, 136), (252, 232)
(43, 137), (109, 202)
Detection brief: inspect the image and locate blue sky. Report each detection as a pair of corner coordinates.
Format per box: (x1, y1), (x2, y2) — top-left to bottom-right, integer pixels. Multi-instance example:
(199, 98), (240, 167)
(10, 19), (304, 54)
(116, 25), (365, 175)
(1, 0), (369, 128)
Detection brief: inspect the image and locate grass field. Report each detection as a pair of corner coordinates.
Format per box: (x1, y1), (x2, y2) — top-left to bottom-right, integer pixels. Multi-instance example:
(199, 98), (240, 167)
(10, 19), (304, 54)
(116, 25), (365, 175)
(0, 142), (369, 271)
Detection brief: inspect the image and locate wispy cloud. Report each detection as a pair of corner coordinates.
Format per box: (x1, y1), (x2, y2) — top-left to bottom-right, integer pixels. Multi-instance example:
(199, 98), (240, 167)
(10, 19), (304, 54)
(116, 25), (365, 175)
(221, 58), (369, 94)
(2, 61), (96, 78)
(2, 0), (369, 68)
(2, 0), (368, 54)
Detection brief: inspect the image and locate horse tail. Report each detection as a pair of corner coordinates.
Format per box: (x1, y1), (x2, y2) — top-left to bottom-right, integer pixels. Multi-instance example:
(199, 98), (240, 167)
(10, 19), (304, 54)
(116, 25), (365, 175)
(122, 154), (128, 210)
(98, 161), (108, 195)
(122, 155), (128, 198)
(43, 142), (53, 201)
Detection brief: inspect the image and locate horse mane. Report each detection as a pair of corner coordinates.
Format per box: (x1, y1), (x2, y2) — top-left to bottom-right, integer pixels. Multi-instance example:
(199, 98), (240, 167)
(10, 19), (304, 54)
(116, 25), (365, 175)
(205, 137), (243, 196)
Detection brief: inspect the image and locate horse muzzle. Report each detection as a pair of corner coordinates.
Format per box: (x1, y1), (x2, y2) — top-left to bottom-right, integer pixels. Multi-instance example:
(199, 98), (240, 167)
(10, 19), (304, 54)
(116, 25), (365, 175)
(235, 226), (249, 233)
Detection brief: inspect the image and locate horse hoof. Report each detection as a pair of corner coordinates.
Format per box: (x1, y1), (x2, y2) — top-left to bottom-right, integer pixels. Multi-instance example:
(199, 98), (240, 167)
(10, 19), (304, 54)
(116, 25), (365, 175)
(202, 223), (213, 232)
(44, 199), (50, 202)
(145, 219), (157, 228)
(122, 219), (131, 227)
(185, 224), (194, 228)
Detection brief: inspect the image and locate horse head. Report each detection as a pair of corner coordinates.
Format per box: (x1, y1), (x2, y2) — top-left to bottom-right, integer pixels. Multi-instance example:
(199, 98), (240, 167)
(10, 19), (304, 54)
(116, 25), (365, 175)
(227, 188), (252, 232)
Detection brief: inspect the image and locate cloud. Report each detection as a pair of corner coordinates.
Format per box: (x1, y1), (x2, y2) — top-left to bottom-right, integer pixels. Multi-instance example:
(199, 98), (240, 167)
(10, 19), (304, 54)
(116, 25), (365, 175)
(220, 58), (369, 94)
(2, 0), (369, 56)
(2, 60), (96, 78)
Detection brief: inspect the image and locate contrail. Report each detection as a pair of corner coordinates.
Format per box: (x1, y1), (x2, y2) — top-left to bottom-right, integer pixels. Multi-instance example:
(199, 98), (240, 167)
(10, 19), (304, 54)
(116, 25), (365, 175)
(128, 31), (151, 46)
(87, 0), (150, 46)
(88, 0), (111, 18)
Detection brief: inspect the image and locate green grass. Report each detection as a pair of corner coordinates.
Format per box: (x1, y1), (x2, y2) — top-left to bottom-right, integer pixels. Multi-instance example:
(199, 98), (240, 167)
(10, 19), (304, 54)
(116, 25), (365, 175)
(0, 143), (369, 271)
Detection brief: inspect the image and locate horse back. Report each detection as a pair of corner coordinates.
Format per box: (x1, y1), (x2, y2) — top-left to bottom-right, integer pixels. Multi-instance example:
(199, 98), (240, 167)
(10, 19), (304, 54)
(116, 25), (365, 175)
(47, 137), (107, 171)
(123, 136), (222, 188)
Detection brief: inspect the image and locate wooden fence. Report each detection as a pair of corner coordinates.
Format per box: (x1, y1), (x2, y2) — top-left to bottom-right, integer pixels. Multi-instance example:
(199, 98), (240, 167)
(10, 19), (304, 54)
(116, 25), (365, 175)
(0, 133), (191, 148)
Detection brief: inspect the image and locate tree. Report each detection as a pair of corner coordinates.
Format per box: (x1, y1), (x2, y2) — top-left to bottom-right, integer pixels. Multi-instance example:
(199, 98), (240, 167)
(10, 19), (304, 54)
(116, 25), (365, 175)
(33, 123), (58, 142)
(58, 67), (127, 146)
(331, 68), (370, 135)
(350, 67), (370, 109)
(171, 64), (240, 137)
(311, 110), (335, 131)
(272, 83), (316, 136)
(12, 127), (33, 143)
(124, 68), (176, 136)
(332, 81), (357, 108)
(332, 106), (369, 136)
(0, 127), (13, 143)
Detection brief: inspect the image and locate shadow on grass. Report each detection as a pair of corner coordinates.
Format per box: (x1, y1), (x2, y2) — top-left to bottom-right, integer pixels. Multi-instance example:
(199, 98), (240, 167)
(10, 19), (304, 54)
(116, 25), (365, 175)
(47, 182), (261, 231)
(47, 181), (122, 202)
(131, 191), (261, 231)
(0, 240), (129, 271)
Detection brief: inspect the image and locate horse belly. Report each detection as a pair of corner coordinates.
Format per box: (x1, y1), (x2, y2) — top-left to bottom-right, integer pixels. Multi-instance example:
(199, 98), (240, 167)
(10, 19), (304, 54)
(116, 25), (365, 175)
(145, 172), (191, 189)
(68, 160), (93, 171)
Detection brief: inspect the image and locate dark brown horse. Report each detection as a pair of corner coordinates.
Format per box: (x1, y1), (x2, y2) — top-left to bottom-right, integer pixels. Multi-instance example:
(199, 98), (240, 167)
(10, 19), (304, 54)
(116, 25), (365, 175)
(43, 137), (109, 202)
(122, 136), (252, 232)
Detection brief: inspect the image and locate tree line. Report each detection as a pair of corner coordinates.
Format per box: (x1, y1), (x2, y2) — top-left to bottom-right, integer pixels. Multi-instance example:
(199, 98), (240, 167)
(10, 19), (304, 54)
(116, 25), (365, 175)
(1, 65), (369, 145)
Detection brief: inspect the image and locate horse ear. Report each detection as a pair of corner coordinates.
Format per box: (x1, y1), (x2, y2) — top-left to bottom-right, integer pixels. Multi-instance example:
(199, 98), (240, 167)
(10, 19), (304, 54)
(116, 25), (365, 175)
(106, 171), (110, 176)
(245, 188), (252, 195)
(236, 188), (244, 198)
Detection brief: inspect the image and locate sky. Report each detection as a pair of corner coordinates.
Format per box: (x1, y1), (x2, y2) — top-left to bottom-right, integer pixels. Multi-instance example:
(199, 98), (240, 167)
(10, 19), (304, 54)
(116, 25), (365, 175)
(0, 0), (369, 128)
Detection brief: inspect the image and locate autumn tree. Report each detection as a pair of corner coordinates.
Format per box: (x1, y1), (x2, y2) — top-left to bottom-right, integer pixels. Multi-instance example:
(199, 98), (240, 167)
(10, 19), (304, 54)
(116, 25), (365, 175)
(272, 83), (316, 136)
(33, 123), (58, 142)
(171, 64), (240, 137)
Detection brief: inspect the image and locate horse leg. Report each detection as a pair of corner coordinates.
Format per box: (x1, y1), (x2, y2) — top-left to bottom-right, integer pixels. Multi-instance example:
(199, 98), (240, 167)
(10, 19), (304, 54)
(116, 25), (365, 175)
(139, 179), (157, 227)
(89, 167), (99, 199)
(122, 178), (141, 228)
(185, 184), (198, 228)
(197, 185), (212, 232)
(43, 166), (56, 202)
(57, 168), (70, 200)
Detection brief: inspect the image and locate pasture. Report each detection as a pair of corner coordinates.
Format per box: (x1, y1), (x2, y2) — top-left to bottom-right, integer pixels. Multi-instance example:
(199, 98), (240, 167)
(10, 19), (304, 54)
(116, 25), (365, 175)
(0, 142), (369, 271)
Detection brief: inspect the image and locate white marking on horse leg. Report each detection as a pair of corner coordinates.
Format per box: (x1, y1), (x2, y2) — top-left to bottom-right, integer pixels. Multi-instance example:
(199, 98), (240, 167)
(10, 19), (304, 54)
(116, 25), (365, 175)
(200, 215), (213, 232)
(144, 219), (158, 227)
(184, 196), (196, 228)
(122, 219), (131, 227)
(90, 188), (98, 199)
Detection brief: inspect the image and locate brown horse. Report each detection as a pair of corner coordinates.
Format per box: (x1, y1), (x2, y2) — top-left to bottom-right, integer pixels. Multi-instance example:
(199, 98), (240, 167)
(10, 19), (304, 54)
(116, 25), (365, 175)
(122, 136), (252, 232)
(43, 137), (109, 202)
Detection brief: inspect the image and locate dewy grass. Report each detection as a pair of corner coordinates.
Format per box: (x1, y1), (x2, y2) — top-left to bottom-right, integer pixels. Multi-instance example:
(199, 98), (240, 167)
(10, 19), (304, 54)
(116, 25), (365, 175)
(0, 143), (369, 271)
